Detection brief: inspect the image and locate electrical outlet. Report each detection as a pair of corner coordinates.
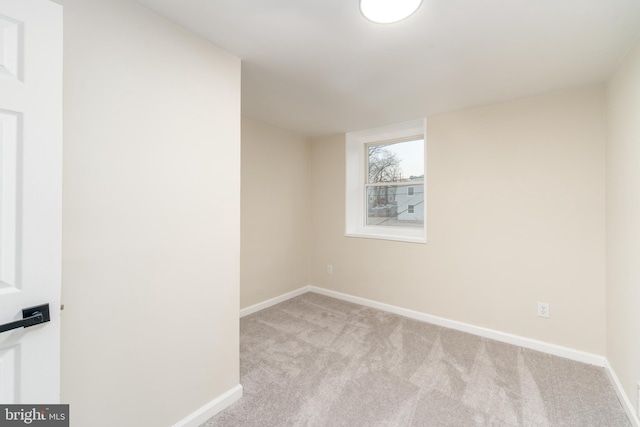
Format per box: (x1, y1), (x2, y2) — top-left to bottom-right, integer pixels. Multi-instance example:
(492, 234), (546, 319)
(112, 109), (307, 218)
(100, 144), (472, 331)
(636, 382), (640, 418)
(537, 302), (550, 318)
(327, 264), (333, 275)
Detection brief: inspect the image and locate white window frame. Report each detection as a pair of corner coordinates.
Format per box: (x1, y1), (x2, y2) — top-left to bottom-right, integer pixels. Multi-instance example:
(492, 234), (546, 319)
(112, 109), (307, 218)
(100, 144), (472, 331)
(345, 118), (426, 243)
(408, 186), (415, 196)
(408, 205), (415, 214)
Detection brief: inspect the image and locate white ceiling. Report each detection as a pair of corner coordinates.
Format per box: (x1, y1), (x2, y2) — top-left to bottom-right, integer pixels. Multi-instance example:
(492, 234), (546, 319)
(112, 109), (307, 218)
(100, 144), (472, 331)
(133, 0), (640, 137)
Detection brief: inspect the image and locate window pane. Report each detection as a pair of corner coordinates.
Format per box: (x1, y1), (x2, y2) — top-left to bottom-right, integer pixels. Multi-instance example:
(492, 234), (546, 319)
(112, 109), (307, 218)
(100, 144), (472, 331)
(368, 139), (424, 184)
(366, 184), (424, 227)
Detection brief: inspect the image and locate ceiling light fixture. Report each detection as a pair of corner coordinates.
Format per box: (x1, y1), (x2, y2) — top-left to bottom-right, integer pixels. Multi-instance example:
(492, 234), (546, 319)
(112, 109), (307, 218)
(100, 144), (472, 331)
(359, 0), (423, 24)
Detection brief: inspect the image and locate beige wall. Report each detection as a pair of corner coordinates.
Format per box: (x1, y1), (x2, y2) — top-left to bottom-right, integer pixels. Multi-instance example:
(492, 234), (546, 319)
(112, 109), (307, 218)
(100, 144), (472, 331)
(310, 87), (607, 355)
(241, 119), (310, 308)
(57, 0), (241, 425)
(607, 37), (640, 411)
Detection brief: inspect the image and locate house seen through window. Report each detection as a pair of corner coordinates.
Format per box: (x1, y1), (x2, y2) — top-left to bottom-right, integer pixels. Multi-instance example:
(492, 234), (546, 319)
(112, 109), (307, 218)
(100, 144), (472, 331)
(366, 139), (424, 227)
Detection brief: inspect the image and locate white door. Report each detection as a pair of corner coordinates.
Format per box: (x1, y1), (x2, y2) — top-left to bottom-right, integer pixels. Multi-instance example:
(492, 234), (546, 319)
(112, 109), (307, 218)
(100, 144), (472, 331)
(0, 0), (62, 404)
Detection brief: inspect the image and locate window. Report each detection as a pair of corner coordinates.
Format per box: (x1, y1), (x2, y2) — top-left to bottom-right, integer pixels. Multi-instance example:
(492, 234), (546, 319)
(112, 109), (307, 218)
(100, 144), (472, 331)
(345, 119), (426, 243)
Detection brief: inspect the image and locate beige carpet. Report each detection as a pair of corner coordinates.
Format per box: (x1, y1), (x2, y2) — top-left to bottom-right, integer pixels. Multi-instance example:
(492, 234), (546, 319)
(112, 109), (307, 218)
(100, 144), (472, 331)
(203, 292), (630, 426)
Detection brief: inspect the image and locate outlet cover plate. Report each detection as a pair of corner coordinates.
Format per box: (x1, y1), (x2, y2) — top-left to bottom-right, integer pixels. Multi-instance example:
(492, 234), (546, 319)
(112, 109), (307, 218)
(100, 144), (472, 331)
(537, 302), (550, 318)
(636, 382), (639, 418)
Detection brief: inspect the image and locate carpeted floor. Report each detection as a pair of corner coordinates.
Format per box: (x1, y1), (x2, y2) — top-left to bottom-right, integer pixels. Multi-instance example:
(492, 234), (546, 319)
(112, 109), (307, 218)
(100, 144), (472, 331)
(203, 292), (630, 426)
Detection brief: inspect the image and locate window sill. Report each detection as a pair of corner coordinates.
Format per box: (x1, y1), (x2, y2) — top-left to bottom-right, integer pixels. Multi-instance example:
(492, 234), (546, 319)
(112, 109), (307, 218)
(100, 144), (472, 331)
(345, 230), (426, 244)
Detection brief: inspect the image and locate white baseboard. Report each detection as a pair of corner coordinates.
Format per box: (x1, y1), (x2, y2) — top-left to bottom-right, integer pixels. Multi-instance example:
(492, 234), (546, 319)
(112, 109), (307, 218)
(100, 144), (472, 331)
(240, 284), (605, 366)
(307, 286), (606, 367)
(172, 384), (243, 427)
(240, 286), (310, 318)
(605, 359), (640, 427)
